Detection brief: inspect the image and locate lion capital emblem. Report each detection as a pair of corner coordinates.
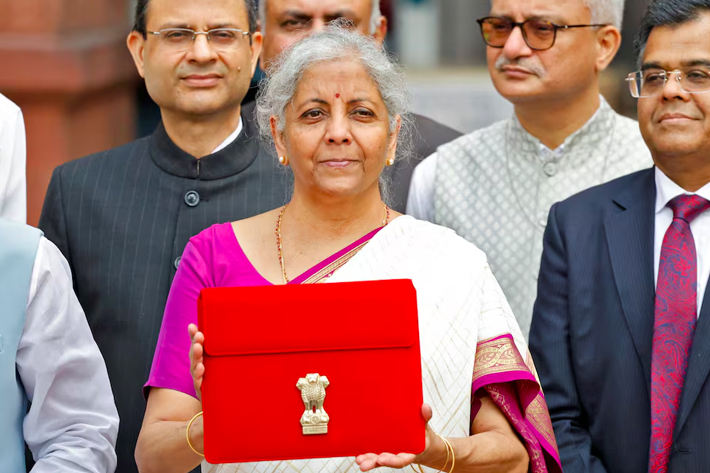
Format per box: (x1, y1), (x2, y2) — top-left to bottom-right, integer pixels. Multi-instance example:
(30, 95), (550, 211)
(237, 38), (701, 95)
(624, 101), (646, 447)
(296, 373), (330, 435)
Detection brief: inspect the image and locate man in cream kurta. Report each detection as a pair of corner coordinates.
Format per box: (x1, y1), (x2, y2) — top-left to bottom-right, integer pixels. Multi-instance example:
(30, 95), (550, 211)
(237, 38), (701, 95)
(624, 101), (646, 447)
(407, 0), (654, 337)
(408, 97), (650, 337)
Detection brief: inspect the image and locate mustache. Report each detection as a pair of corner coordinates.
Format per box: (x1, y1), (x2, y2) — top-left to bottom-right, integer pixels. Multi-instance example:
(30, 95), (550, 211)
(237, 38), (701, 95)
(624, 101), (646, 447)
(494, 56), (547, 78)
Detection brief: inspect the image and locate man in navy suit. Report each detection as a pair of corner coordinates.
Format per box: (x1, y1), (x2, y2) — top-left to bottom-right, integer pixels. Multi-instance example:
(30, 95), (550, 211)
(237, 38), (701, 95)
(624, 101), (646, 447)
(529, 1), (710, 472)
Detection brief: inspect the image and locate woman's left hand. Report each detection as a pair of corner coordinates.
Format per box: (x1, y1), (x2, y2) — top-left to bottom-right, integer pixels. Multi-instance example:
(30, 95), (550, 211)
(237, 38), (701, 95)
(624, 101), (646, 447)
(356, 404), (443, 472)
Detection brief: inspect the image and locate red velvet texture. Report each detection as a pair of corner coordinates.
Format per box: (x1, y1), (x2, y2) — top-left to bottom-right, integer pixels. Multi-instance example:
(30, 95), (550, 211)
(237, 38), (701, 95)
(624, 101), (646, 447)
(198, 279), (426, 464)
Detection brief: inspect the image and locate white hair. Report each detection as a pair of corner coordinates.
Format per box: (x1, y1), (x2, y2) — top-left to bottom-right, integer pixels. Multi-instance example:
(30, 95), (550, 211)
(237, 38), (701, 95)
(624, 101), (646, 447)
(256, 24), (412, 203)
(369, 0), (382, 34)
(583, 0), (626, 29)
(259, 0), (382, 34)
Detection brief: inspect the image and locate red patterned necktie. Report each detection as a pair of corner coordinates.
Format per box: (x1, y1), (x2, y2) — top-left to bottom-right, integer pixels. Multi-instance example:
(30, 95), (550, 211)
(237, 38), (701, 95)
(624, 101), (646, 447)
(649, 194), (710, 473)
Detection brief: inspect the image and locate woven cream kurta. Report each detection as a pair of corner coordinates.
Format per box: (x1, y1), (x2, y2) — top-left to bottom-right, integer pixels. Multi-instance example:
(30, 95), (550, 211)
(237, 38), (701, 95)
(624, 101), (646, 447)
(203, 216), (527, 473)
(413, 98), (652, 338)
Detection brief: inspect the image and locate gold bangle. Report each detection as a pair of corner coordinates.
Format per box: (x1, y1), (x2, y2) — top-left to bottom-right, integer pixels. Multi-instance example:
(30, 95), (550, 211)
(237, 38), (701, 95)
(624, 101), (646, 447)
(436, 434), (455, 473)
(186, 411), (205, 457)
(438, 435), (451, 473)
(410, 432), (453, 473)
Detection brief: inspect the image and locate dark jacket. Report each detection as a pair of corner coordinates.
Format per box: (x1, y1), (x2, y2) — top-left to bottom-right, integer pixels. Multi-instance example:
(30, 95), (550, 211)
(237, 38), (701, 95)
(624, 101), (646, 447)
(385, 113), (461, 212)
(38, 101), (289, 472)
(530, 167), (710, 472)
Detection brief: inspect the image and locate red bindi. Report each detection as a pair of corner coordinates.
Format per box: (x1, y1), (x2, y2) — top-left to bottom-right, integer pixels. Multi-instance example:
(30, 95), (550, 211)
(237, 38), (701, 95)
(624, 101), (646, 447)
(336, 93), (340, 98)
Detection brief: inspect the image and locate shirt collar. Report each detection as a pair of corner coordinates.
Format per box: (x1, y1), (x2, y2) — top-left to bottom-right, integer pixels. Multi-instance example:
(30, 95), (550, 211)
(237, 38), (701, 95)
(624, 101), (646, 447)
(149, 105), (260, 180)
(655, 166), (710, 213)
(510, 95), (613, 161)
(212, 118), (243, 154)
(538, 142), (565, 162)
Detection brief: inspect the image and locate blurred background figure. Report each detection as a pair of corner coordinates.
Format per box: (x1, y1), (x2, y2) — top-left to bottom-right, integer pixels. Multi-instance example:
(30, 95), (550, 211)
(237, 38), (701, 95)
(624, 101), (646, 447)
(408, 0), (652, 337)
(0, 93), (26, 223)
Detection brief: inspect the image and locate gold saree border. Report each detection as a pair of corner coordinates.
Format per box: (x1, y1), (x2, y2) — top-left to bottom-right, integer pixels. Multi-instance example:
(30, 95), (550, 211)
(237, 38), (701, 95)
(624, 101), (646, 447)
(472, 336), (530, 383)
(473, 336), (559, 458)
(302, 240), (370, 284)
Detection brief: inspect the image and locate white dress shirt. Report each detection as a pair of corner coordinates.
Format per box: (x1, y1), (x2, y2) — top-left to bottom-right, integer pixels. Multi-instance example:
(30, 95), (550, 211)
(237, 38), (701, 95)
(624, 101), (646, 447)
(18, 236), (118, 472)
(0, 94), (27, 223)
(212, 118), (243, 154)
(654, 167), (710, 315)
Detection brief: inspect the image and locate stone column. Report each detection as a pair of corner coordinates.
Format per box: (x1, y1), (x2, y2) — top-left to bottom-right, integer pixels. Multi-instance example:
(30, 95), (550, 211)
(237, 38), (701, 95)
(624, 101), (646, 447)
(438, 0), (489, 66)
(0, 0), (137, 225)
(394, 0), (440, 68)
(605, 0), (652, 116)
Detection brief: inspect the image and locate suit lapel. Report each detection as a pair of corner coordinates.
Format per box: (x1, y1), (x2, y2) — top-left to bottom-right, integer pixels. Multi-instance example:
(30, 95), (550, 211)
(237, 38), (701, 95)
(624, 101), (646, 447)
(604, 169), (657, 395)
(676, 279), (710, 436)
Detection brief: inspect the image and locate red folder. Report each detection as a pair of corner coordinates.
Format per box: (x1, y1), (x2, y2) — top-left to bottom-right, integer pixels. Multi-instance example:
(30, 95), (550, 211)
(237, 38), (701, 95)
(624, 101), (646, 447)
(198, 279), (425, 464)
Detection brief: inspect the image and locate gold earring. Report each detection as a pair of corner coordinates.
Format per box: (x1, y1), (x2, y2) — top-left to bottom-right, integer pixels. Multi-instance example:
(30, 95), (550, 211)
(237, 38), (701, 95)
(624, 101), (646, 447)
(386, 158), (395, 166)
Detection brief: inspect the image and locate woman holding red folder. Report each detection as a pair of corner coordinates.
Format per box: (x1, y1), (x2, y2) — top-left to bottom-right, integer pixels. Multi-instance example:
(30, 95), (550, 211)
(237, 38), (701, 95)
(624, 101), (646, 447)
(136, 25), (562, 473)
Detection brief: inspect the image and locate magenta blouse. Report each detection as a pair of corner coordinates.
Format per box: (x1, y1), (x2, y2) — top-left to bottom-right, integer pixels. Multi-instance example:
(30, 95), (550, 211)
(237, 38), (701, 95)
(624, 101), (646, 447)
(145, 223), (272, 398)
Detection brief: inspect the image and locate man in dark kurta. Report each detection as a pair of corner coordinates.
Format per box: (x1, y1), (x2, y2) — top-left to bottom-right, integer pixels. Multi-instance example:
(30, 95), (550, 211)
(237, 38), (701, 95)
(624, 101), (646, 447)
(38, 0), (288, 471)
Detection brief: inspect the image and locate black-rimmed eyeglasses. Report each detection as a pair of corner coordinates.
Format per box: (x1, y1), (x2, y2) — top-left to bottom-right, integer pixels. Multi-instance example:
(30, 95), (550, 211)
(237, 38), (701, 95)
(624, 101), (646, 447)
(476, 17), (608, 51)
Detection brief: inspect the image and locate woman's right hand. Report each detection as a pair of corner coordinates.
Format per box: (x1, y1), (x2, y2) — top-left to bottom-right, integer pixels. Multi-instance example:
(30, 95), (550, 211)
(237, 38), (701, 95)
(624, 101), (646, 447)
(188, 323), (205, 402)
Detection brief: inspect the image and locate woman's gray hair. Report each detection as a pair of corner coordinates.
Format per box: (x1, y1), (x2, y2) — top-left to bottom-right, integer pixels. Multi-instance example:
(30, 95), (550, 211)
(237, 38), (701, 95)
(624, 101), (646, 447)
(256, 24), (413, 202)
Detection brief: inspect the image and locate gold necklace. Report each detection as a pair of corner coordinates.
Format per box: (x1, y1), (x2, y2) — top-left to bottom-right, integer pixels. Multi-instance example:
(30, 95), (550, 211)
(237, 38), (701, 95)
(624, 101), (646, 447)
(275, 203), (390, 284)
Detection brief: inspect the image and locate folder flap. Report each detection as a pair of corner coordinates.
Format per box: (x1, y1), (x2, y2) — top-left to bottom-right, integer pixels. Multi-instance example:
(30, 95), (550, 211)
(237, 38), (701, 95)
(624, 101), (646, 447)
(199, 279), (418, 357)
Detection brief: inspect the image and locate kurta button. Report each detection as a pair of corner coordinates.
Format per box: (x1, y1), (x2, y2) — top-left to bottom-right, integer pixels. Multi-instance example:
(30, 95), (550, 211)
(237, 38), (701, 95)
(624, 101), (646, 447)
(184, 191), (200, 206)
(543, 162), (557, 177)
(174, 256), (182, 269)
(185, 190), (200, 207)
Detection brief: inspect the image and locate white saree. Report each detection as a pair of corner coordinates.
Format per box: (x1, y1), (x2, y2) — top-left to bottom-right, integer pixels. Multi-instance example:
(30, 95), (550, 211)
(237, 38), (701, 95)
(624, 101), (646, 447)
(203, 216), (536, 473)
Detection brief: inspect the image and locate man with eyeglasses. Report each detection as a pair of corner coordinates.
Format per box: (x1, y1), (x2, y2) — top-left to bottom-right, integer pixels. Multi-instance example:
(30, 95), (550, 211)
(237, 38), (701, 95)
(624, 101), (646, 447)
(37, 0), (289, 471)
(407, 0), (652, 337)
(252, 0), (461, 212)
(529, 0), (710, 471)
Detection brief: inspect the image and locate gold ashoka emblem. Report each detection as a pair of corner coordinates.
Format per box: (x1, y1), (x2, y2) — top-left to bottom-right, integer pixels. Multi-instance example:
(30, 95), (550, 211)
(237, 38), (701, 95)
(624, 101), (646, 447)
(296, 373), (330, 435)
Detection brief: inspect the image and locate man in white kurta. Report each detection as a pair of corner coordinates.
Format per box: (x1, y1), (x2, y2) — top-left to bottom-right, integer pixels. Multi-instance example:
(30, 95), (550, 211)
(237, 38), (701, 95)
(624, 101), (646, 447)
(0, 218), (119, 471)
(407, 0), (652, 337)
(0, 94), (26, 223)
